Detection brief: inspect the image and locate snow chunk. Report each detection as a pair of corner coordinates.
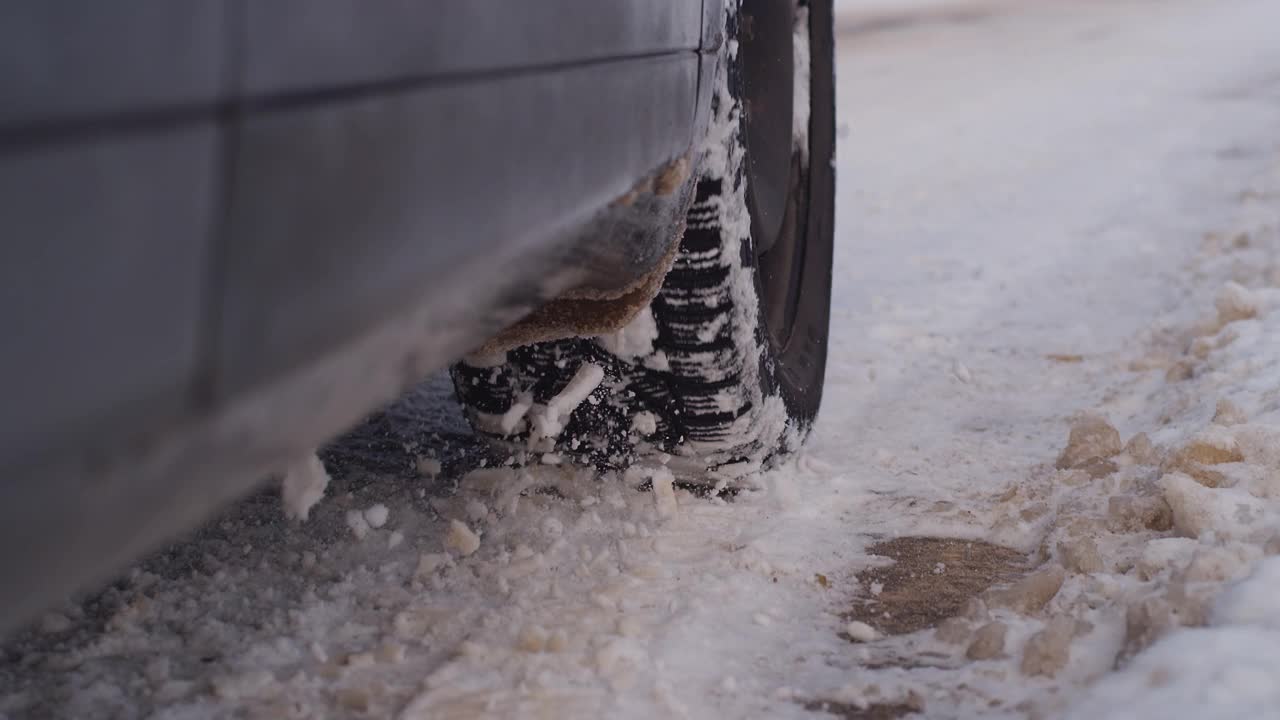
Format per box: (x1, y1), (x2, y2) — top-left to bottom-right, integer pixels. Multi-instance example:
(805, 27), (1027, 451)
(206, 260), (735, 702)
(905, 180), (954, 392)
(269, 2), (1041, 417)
(1021, 618), (1074, 677)
(540, 515), (564, 539)
(934, 618), (971, 645)
(596, 307), (659, 360)
(1124, 432), (1159, 465)
(517, 625), (549, 653)
(528, 363), (605, 441)
(1180, 544), (1258, 585)
(1108, 494), (1174, 533)
(1058, 537), (1104, 574)
(1122, 596), (1175, 662)
(1234, 424), (1280, 472)
(345, 509), (371, 540)
(1159, 473), (1269, 540)
(1159, 473), (1220, 538)
(966, 622), (1007, 660)
(651, 468), (678, 519)
(363, 504), (389, 529)
(630, 411), (659, 436)
(625, 465), (678, 518)
(986, 565), (1066, 615)
(1216, 281), (1259, 325)
(1173, 426), (1245, 469)
(1137, 538), (1198, 581)
(414, 456), (442, 478)
(465, 500), (488, 523)
(499, 396), (532, 436)
(1056, 414), (1123, 470)
(845, 621), (878, 643)
(280, 452), (329, 522)
(444, 520), (481, 557)
(414, 553), (448, 579)
(1213, 399), (1248, 427)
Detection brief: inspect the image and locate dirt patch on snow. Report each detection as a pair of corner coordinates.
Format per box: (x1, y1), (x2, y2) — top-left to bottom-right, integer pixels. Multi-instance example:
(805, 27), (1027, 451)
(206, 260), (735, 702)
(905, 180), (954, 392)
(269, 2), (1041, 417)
(848, 537), (1029, 635)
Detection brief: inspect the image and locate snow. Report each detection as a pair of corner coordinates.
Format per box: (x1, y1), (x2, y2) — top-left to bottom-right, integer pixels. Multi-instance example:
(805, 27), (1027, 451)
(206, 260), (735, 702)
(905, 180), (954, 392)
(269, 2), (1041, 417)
(279, 452), (329, 522)
(499, 395), (532, 435)
(1215, 281), (1260, 325)
(527, 362), (605, 443)
(630, 411), (658, 437)
(1064, 627), (1280, 720)
(415, 552), (449, 578)
(444, 519), (481, 557)
(344, 508), (371, 539)
(1020, 617), (1075, 678)
(1211, 558), (1280, 630)
(5, 1), (1280, 719)
(845, 621), (878, 643)
(415, 455), (442, 478)
(966, 622), (1007, 660)
(596, 308), (659, 360)
(649, 467), (679, 519)
(834, 0), (983, 17)
(363, 503), (389, 529)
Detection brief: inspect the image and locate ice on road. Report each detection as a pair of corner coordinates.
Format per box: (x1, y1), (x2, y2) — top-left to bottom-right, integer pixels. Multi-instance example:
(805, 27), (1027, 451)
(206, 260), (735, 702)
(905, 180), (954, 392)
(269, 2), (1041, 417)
(4, 0), (1280, 718)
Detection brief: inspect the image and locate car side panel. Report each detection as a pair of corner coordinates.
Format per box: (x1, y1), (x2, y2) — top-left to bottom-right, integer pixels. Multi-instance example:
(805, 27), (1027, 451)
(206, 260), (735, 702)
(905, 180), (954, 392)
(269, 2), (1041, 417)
(216, 54), (698, 399)
(0, 0), (720, 632)
(0, 2), (226, 131)
(243, 0), (703, 97)
(0, 127), (219, 472)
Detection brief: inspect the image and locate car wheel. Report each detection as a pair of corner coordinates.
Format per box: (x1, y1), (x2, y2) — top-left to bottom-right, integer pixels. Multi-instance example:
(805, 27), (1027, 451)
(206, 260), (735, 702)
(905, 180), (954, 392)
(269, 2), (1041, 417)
(451, 0), (834, 484)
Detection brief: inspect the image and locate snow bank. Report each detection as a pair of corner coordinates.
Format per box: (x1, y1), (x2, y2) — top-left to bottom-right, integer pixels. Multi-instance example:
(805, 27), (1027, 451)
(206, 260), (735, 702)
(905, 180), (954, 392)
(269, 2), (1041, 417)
(1052, 265), (1280, 714)
(834, 0), (981, 17)
(833, 0), (994, 26)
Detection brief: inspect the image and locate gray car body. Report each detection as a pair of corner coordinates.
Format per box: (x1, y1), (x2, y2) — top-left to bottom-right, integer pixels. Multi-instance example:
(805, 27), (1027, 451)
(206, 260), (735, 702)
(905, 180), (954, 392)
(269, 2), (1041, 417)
(0, 0), (724, 631)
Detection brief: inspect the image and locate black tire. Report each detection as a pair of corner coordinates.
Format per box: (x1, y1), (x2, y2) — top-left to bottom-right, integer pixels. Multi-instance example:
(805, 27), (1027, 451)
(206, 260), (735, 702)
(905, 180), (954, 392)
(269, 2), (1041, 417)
(452, 0), (834, 482)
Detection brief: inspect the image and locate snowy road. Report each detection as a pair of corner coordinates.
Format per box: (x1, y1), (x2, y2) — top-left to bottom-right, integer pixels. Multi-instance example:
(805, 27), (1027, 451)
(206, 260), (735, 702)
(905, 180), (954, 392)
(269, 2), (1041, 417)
(5, 1), (1280, 718)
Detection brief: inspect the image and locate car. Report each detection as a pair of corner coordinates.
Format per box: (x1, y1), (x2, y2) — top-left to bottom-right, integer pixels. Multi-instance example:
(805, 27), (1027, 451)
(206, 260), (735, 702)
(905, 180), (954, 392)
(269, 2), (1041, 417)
(0, 0), (834, 632)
